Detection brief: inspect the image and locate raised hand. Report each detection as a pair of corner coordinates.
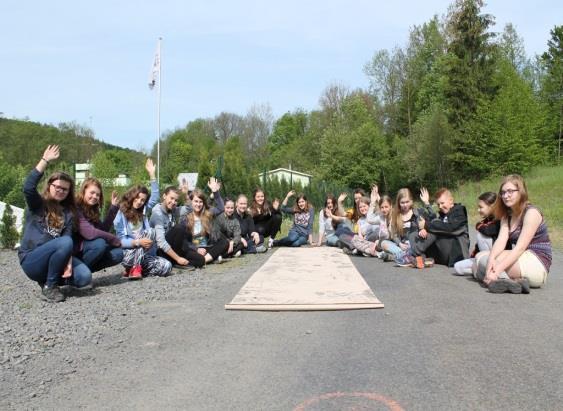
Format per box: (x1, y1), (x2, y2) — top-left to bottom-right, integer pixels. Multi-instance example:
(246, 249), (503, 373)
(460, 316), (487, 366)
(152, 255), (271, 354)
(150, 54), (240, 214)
(286, 190), (296, 198)
(42, 145), (60, 162)
(145, 158), (156, 180)
(111, 190), (120, 206)
(420, 187), (430, 205)
(338, 192), (348, 204)
(371, 185), (380, 204)
(180, 180), (189, 194)
(207, 177), (221, 193)
(272, 198), (280, 210)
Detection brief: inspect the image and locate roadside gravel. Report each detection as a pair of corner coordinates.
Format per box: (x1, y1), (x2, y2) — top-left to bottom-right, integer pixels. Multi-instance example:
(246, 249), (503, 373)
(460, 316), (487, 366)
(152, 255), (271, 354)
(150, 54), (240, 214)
(0, 249), (268, 409)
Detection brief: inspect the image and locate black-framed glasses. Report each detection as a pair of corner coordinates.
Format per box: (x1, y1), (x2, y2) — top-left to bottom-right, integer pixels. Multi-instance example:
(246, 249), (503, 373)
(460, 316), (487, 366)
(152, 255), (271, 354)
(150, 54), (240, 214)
(50, 183), (70, 193)
(500, 189), (519, 197)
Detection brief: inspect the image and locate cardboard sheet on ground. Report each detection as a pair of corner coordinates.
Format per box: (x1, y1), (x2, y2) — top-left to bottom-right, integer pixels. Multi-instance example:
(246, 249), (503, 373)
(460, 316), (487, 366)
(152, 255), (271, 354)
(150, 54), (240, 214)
(225, 247), (384, 311)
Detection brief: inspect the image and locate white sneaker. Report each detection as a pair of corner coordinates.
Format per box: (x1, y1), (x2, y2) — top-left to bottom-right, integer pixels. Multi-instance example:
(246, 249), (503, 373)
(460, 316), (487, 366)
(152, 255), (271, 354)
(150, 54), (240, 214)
(256, 245), (267, 253)
(214, 255), (223, 264)
(234, 250), (242, 258)
(268, 238), (274, 248)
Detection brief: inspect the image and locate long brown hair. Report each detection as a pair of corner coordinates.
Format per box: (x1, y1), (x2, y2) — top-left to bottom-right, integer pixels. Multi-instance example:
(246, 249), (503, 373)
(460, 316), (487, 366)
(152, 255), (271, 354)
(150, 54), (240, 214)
(494, 174), (529, 221)
(76, 178), (104, 224)
(391, 188), (413, 238)
(41, 172), (76, 230)
(293, 193), (311, 213)
(120, 185), (149, 225)
(186, 188), (212, 237)
(250, 188), (272, 217)
(379, 195), (393, 227)
(350, 188), (366, 223)
(323, 194), (337, 218)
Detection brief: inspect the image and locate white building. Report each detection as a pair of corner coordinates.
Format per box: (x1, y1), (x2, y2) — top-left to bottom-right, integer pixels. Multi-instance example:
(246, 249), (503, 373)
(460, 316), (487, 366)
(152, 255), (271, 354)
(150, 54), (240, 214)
(75, 163), (131, 187)
(258, 167), (312, 187)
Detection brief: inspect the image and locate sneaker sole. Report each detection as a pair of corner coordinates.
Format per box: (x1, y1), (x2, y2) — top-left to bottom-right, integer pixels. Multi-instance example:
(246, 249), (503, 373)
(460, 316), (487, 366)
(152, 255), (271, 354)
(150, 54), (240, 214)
(488, 279), (522, 294)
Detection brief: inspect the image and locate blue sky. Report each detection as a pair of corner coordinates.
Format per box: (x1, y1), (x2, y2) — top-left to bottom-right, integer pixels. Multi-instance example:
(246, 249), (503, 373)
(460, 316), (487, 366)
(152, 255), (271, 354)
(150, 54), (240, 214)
(1, 0), (561, 151)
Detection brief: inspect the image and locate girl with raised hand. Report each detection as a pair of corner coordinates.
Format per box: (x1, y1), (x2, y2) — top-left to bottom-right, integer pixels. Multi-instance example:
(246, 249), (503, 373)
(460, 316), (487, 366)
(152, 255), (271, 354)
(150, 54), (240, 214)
(453, 192), (499, 275)
(19, 145), (90, 302)
(357, 185), (387, 242)
(337, 188), (366, 233)
(113, 159), (172, 279)
(74, 178), (123, 275)
(316, 194), (339, 247)
(272, 191), (314, 247)
(165, 188), (229, 267)
(250, 188), (282, 248)
(479, 175), (551, 294)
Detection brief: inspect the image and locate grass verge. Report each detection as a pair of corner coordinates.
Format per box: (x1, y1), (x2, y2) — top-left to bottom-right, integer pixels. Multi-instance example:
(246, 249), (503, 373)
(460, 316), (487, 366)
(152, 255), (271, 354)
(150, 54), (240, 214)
(452, 164), (563, 251)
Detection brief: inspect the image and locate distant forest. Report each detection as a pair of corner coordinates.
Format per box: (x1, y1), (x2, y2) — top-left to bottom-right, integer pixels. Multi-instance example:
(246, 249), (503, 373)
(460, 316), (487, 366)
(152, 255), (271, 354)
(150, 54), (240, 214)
(1, 0), (562, 209)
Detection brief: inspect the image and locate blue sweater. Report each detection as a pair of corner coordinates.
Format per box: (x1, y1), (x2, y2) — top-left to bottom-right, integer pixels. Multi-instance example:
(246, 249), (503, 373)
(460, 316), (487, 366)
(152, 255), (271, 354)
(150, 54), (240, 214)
(18, 169), (73, 263)
(113, 181), (159, 248)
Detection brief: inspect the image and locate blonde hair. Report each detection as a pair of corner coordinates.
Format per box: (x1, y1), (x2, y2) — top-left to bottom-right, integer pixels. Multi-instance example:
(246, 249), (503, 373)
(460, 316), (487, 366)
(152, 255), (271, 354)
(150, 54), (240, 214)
(391, 188), (413, 238)
(494, 174), (529, 221)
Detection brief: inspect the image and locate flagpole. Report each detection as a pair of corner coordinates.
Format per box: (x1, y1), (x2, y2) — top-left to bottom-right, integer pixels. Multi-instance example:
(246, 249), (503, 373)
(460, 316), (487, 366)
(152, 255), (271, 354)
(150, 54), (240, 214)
(156, 37), (162, 185)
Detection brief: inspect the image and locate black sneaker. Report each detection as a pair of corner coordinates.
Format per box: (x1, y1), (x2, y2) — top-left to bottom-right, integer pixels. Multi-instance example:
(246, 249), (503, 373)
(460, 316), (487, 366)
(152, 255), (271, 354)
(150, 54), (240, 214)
(41, 285), (66, 302)
(519, 278), (530, 294)
(488, 279), (523, 294)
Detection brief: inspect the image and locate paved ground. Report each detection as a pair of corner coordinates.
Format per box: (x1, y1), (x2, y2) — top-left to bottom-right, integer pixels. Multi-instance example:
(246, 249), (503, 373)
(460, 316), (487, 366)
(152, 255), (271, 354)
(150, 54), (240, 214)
(1, 247), (562, 410)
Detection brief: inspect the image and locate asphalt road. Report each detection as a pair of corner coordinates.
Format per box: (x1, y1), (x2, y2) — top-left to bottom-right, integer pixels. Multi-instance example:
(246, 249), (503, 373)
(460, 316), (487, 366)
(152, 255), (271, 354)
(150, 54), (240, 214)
(25, 249), (563, 411)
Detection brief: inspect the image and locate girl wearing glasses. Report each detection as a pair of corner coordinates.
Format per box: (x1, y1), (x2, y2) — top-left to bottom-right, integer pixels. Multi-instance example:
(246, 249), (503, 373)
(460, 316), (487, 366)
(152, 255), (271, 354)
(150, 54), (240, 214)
(478, 175), (552, 293)
(19, 145), (91, 302)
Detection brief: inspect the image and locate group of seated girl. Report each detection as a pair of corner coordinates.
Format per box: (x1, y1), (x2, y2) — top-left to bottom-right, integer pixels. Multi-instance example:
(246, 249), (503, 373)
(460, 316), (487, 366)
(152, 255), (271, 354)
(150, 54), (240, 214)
(18, 146), (289, 302)
(18, 145), (552, 302)
(316, 178), (552, 294)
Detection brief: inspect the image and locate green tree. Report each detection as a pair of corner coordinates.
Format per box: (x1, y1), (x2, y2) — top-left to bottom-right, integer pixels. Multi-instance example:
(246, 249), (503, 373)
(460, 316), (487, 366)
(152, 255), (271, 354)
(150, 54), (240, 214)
(443, 0), (497, 128)
(407, 104), (455, 188)
(540, 25), (563, 162)
(463, 59), (548, 177)
(90, 151), (120, 187)
(1, 204), (19, 249)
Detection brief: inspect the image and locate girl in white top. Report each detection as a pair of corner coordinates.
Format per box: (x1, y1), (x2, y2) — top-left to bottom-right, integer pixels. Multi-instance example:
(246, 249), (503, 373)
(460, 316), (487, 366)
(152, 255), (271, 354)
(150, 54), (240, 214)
(317, 194), (338, 247)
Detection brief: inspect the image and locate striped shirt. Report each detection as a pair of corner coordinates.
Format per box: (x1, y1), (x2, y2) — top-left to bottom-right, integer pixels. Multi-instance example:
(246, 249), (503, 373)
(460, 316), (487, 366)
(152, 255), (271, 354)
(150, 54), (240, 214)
(509, 205), (552, 272)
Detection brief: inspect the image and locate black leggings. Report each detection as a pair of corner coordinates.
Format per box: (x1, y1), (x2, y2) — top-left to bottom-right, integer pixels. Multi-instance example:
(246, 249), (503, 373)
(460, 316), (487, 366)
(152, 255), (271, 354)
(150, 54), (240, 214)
(165, 225), (229, 268)
(254, 213), (282, 240)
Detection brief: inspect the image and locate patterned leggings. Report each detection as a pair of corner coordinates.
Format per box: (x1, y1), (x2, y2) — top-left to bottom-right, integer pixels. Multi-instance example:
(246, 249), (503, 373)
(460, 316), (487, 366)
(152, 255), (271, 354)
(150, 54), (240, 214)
(122, 229), (172, 277)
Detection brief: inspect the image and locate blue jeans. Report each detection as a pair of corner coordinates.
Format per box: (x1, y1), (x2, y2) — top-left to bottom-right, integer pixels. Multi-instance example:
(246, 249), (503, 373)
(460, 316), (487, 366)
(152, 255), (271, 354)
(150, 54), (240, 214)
(275, 231), (307, 247)
(78, 238), (123, 272)
(380, 240), (406, 257)
(326, 233), (339, 247)
(21, 236), (91, 288)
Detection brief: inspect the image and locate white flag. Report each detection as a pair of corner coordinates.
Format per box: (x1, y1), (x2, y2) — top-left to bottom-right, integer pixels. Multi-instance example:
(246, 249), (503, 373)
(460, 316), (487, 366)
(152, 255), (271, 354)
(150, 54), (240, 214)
(148, 40), (160, 90)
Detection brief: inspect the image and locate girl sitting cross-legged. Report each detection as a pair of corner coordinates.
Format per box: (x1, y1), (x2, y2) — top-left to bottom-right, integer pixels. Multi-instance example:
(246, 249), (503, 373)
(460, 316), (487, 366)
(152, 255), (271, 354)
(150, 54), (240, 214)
(113, 159), (172, 279)
(165, 188), (229, 267)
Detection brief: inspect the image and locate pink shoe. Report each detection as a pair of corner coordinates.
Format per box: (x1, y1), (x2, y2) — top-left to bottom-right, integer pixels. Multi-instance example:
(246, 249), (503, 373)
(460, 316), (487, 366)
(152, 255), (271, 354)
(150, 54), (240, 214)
(129, 265), (143, 280)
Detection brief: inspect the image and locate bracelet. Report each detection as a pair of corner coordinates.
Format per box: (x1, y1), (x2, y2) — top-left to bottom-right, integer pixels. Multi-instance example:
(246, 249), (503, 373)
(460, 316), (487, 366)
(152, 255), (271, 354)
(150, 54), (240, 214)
(41, 157), (50, 164)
